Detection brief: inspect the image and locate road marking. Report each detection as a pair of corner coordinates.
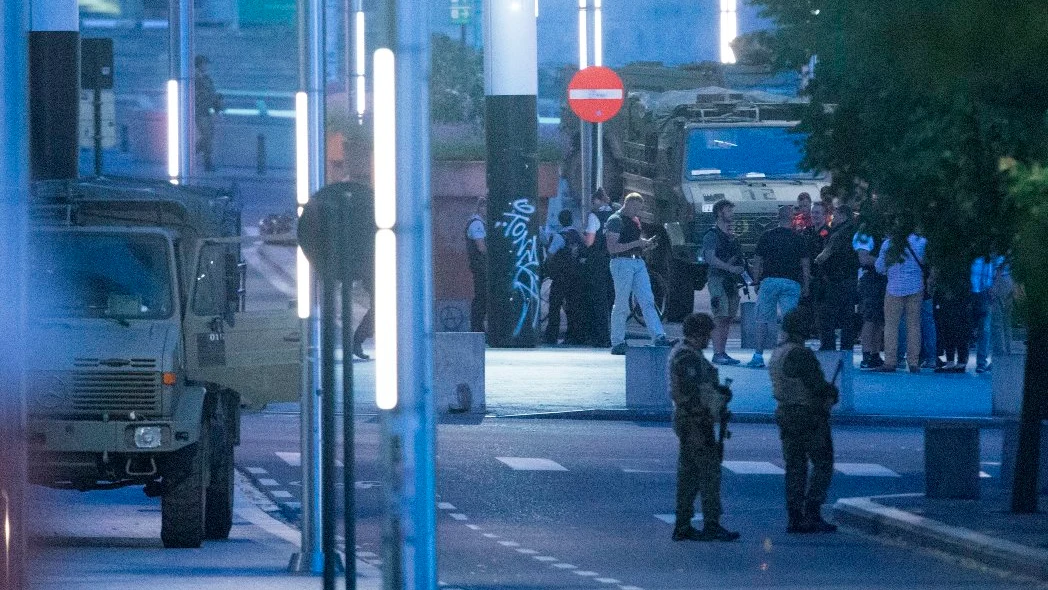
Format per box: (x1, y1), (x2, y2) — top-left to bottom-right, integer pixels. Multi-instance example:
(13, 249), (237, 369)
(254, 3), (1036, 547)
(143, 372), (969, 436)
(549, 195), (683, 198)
(552, 563), (576, 569)
(622, 468), (674, 474)
(722, 461), (785, 475)
(834, 463), (901, 477)
(449, 513), (468, 521)
(533, 556), (558, 562)
(482, 533), (499, 539)
(276, 451), (343, 467)
(246, 467), (268, 475)
(596, 578), (621, 584)
(655, 514), (701, 525)
(271, 490), (293, 499)
(282, 501), (302, 510)
(465, 524), (481, 530)
(981, 461), (1001, 466)
(574, 571), (599, 577)
(496, 457), (568, 471)
(980, 471), (992, 478)
(258, 478), (280, 487)
(437, 502), (456, 510)
(356, 551), (378, 558)
(620, 586), (644, 590)
(497, 541), (520, 547)
(516, 548), (538, 554)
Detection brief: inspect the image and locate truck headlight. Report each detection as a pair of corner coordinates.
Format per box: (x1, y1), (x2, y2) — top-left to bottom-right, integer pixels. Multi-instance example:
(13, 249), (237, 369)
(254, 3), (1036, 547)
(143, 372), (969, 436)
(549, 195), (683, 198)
(134, 426), (163, 449)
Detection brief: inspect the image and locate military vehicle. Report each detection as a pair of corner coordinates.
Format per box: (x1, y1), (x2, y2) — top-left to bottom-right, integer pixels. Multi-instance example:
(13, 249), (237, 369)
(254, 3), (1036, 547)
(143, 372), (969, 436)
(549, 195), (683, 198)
(619, 87), (829, 321)
(26, 178), (300, 548)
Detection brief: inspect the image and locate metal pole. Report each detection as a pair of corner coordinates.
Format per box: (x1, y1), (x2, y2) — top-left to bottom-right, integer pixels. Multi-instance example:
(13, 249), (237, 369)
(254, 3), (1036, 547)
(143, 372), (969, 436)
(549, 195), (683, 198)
(341, 279), (356, 589)
(93, 87), (103, 176)
(321, 276), (338, 589)
(29, 0), (78, 181)
(291, 0), (326, 571)
(0, 0), (30, 587)
(577, 0), (591, 210)
(169, 0), (193, 181)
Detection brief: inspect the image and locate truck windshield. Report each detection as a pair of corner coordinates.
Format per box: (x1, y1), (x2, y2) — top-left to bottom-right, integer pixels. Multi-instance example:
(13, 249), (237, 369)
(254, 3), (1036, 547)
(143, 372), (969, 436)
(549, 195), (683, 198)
(29, 232), (174, 320)
(684, 126), (816, 180)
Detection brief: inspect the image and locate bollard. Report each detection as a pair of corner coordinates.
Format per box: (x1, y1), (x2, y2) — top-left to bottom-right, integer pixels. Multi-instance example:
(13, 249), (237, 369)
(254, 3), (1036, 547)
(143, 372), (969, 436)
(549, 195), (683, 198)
(625, 345), (673, 410)
(925, 421), (980, 499)
(256, 133), (266, 175)
(120, 124), (130, 152)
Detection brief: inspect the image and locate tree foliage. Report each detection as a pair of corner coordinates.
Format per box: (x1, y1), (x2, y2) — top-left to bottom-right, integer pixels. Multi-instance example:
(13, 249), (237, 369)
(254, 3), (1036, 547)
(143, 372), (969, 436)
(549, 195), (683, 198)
(430, 34), (484, 124)
(749, 0), (1048, 297)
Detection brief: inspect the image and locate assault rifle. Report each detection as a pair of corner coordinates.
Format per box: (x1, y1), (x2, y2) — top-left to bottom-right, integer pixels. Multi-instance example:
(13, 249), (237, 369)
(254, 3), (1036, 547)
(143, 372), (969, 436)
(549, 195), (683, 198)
(718, 377), (734, 458)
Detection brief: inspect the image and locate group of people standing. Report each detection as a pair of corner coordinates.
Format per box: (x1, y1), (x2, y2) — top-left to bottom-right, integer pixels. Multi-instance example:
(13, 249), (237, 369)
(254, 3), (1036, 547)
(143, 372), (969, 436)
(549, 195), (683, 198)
(468, 189), (673, 353)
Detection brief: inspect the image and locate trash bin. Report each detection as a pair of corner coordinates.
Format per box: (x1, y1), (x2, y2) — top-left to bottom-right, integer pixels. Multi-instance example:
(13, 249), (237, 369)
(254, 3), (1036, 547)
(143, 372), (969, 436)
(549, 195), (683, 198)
(924, 421), (980, 499)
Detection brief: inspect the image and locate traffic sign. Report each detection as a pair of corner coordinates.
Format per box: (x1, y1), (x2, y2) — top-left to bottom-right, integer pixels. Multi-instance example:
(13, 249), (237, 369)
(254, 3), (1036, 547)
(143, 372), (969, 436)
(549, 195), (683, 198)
(567, 66), (624, 123)
(450, 0), (473, 24)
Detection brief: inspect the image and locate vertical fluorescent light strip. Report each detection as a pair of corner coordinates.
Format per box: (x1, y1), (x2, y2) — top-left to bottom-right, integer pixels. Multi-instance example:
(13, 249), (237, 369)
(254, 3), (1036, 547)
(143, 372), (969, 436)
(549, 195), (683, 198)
(720, 0), (737, 64)
(593, 0), (602, 67)
(577, 0), (587, 69)
(373, 48), (396, 229)
(355, 11), (366, 117)
(294, 91), (311, 319)
(296, 248), (311, 318)
(374, 230), (397, 409)
(166, 80), (179, 181)
(373, 47), (397, 410)
(535, 0), (539, 18)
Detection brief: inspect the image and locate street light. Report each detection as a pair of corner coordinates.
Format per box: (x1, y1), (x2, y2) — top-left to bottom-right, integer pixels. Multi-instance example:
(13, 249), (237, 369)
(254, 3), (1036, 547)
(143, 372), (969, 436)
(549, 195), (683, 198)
(720, 0), (737, 64)
(373, 47), (397, 411)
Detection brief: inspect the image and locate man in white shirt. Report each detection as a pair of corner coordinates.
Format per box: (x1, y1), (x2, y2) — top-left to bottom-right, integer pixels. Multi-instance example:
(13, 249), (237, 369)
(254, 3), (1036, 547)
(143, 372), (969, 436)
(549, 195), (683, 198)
(874, 234), (927, 373)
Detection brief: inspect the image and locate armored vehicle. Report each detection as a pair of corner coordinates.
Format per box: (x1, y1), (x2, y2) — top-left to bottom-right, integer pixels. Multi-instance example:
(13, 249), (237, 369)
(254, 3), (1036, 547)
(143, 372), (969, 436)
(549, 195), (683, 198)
(26, 178), (300, 548)
(620, 87), (829, 321)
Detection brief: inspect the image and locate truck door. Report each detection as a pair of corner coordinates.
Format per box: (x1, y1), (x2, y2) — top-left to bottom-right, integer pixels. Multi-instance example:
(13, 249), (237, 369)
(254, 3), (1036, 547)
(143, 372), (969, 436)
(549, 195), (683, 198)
(185, 237), (301, 409)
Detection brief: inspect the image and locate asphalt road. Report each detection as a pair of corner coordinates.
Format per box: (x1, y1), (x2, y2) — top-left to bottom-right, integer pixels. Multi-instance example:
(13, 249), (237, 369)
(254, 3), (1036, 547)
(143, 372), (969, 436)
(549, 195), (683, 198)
(237, 413), (1028, 589)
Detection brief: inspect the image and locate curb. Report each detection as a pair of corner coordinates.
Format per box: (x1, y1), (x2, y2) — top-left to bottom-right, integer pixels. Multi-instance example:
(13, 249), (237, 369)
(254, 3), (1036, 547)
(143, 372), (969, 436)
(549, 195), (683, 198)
(833, 495), (1048, 581)
(494, 409), (1011, 428)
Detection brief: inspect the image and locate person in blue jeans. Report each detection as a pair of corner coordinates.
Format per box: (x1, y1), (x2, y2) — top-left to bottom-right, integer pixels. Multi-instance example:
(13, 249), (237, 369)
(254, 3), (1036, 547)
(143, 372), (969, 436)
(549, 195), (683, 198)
(605, 193), (673, 355)
(747, 205), (811, 368)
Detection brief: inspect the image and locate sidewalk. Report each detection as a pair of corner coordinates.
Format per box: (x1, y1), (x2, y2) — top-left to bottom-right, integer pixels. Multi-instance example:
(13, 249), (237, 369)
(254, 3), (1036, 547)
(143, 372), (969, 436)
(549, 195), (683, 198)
(834, 488), (1048, 582)
(28, 473), (379, 589)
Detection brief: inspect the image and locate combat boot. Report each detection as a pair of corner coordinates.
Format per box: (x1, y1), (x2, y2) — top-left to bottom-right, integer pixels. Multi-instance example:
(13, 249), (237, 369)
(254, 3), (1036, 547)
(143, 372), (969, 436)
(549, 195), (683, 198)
(701, 522), (740, 542)
(805, 503), (838, 533)
(671, 526), (706, 542)
(786, 509), (816, 534)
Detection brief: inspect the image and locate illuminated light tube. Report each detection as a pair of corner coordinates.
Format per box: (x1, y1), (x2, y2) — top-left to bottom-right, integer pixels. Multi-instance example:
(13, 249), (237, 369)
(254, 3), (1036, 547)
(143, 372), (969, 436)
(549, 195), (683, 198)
(373, 48), (396, 229)
(577, 0), (587, 69)
(166, 80), (179, 180)
(295, 91), (309, 206)
(535, 0), (539, 18)
(355, 12), (366, 117)
(593, 0), (602, 67)
(374, 229), (397, 409)
(296, 247), (311, 319)
(720, 0), (738, 64)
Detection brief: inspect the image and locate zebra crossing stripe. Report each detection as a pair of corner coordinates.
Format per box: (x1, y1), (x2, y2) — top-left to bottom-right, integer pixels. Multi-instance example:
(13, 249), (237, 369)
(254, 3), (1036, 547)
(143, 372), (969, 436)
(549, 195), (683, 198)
(722, 461), (785, 475)
(496, 457), (568, 471)
(834, 463), (901, 477)
(276, 451), (343, 468)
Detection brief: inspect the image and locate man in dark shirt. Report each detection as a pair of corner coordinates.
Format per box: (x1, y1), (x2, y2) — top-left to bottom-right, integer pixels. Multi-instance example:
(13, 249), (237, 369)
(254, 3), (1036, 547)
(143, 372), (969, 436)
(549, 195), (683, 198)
(606, 193), (671, 354)
(769, 307), (838, 534)
(747, 206), (810, 368)
(668, 313), (740, 542)
(814, 204), (860, 351)
(702, 200), (745, 365)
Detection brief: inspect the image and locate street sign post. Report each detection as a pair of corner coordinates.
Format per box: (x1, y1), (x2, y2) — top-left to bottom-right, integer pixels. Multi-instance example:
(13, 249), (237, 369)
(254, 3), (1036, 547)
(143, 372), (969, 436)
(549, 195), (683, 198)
(567, 65), (624, 124)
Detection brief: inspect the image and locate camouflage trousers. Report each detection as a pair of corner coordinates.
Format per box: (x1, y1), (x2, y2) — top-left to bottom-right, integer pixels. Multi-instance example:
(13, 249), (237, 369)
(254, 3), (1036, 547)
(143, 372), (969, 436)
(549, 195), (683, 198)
(776, 407), (834, 517)
(673, 420), (722, 529)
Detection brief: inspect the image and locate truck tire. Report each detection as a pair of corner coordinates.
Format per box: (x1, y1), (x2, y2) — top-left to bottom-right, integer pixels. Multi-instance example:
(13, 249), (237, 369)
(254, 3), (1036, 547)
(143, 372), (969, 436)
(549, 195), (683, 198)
(161, 421), (209, 549)
(205, 394), (236, 540)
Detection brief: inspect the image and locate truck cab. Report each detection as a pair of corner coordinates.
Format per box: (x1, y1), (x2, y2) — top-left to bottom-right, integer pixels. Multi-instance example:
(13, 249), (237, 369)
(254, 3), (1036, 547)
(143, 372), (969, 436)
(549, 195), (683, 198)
(26, 178), (300, 548)
(621, 88), (828, 320)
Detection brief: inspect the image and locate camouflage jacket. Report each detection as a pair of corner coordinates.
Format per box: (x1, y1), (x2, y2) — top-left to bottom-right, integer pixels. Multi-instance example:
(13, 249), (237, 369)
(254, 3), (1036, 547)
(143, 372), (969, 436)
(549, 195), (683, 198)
(668, 342), (722, 429)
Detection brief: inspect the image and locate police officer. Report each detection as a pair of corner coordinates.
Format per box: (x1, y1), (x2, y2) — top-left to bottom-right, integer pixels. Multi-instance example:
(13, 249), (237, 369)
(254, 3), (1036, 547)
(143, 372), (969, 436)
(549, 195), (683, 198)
(583, 188), (614, 347)
(769, 307), (839, 534)
(466, 198), (488, 332)
(669, 313), (740, 542)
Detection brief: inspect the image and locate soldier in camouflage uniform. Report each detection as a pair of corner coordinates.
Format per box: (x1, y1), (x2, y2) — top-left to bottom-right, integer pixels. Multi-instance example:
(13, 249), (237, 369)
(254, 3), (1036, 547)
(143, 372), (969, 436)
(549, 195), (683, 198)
(668, 313), (740, 542)
(769, 307), (839, 534)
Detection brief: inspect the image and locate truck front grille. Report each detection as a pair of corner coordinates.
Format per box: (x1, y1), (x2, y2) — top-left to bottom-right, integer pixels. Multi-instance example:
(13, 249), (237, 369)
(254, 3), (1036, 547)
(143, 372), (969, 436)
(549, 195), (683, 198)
(69, 371), (162, 415)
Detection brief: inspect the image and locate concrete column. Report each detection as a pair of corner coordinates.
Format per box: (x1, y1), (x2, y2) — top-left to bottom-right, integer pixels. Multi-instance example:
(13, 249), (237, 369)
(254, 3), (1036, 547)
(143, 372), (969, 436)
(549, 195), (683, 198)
(29, 0), (78, 181)
(483, 0), (539, 348)
(0, 0), (31, 587)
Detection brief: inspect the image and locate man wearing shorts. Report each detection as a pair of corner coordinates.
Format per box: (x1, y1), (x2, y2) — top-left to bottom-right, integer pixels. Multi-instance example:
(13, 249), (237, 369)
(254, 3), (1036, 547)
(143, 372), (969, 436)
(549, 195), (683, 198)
(747, 205), (810, 368)
(702, 200), (745, 365)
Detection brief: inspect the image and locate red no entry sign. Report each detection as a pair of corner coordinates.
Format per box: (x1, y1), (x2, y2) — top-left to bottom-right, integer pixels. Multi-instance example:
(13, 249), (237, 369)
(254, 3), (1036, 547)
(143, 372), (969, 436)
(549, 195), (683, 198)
(567, 66), (624, 123)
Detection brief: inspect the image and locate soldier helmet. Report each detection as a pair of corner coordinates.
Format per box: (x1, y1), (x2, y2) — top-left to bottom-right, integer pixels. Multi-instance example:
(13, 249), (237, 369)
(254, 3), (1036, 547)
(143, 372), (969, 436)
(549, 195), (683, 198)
(682, 313), (714, 339)
(781, 306), (813, 338)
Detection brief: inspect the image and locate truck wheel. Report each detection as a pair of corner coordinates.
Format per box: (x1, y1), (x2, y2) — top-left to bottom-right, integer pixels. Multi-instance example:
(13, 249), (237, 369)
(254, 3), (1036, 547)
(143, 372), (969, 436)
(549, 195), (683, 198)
(205, 395), (236, 540)
(161, 422), (209, 548)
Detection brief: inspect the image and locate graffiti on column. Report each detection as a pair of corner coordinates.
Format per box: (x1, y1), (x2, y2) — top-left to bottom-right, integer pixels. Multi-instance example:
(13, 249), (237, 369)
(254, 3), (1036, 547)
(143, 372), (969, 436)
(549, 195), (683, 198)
(495, 198), (540, 337)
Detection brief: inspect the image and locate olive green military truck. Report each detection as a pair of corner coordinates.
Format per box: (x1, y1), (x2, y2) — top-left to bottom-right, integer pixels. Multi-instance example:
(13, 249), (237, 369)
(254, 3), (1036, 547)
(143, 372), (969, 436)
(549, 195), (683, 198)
(620, 87), (829, 321)
(26, 178), (300, 548)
